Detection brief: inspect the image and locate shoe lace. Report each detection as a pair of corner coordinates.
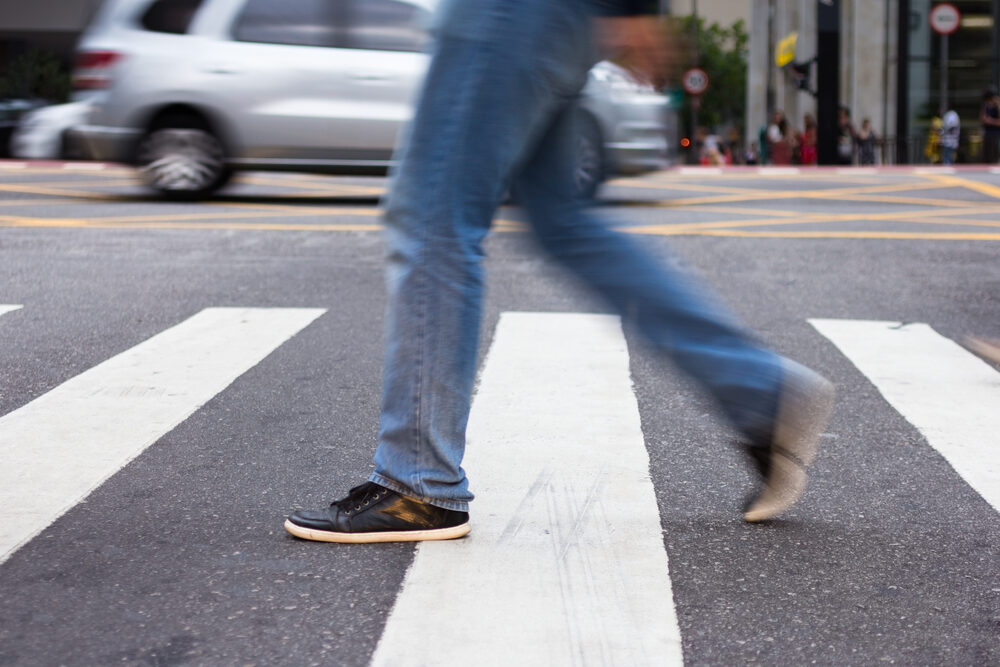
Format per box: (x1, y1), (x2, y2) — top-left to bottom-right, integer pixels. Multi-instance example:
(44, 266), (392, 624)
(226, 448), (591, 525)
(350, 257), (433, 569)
(333, 482), (387, 515)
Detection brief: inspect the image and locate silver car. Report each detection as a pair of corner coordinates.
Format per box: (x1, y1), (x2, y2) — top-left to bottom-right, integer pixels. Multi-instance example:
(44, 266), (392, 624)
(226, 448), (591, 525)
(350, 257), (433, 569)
(70, 0), (676, 199)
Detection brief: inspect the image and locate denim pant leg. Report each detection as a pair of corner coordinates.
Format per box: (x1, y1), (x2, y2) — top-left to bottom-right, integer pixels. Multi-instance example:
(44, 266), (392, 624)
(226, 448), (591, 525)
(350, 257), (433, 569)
(370, 1), (598, 511)
(513, 106), (785, 441)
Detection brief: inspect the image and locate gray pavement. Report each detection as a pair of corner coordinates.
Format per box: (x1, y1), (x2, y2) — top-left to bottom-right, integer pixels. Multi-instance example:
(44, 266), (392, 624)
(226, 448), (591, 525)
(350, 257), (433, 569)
(0, 163), (998, 666)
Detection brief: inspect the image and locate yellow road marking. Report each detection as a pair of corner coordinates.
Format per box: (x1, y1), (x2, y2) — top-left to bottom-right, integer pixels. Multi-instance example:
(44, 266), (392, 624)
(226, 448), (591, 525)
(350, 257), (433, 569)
(640, 230), (1000, 241)
(923, 174), (1000, 201)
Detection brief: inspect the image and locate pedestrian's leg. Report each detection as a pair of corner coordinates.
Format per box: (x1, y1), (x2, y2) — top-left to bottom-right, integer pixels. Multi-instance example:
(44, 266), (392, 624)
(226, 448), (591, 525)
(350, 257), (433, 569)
(370, 0), (599, 509)
(513, 105), (834, 521)
(514, 105), (783, 441)
(286, 1), (602, 543)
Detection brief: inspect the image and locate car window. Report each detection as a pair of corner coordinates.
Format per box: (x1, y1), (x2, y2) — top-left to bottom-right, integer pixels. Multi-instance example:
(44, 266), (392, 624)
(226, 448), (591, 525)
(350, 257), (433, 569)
(232, 0), (347, 48)
(346, 0), (429, 52)
(140, 0), (205, 34)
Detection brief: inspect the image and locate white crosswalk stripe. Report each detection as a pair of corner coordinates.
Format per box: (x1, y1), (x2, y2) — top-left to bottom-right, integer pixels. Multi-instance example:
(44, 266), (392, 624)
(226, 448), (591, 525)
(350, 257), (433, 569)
(2, 308), (997, 664)
(0, 307), (325, 564)
(810, 319), (1000, 512)
(372, 313), (683, 667)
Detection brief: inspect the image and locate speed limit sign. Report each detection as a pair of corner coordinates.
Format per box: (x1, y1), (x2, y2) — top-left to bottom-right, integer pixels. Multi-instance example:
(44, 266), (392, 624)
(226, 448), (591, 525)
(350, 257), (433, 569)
(682, 68), (709, 96)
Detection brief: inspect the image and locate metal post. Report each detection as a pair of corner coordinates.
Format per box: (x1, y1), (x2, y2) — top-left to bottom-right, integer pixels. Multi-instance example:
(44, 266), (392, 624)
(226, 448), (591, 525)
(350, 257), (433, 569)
(994, 0), (1000, 87)
(816, 0), (841, 165)
(896, 0), (910, 164)
(940, 33), (948, 116)
(689, 0), (700, 163)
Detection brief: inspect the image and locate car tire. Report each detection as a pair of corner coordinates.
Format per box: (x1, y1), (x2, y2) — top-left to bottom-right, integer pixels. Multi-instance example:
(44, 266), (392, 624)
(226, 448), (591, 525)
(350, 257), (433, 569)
(137, 120), (230, 200)
(574, 113), (605, 201)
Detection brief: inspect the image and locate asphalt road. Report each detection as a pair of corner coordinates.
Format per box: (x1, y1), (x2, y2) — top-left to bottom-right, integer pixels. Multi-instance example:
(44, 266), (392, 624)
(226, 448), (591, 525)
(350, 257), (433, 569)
(0, 163), (998, 666)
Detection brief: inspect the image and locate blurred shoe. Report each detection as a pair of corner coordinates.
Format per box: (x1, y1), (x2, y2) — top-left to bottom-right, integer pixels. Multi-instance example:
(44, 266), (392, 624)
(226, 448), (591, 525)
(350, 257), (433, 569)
(743, 360), (835, 523)
(966, 337), (1000, 364)
(285, 482), (470, 543)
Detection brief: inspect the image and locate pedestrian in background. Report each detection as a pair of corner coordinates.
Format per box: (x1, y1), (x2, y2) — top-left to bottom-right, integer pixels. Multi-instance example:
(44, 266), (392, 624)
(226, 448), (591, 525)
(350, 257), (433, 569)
(981, 89), (1000, 164)
(940, 109), (960, 165)
(856, 119), (877, 166)
(284, 0), (835, 544)
(767, 110), (794, 165)
(836, 106), (855, 165)
(799, 113), (818, 166)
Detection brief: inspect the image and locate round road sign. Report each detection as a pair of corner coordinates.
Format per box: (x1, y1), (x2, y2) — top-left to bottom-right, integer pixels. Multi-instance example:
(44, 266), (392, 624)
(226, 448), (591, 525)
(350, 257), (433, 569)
(929, 3), (961, 35)
(682, 68), (709, 96)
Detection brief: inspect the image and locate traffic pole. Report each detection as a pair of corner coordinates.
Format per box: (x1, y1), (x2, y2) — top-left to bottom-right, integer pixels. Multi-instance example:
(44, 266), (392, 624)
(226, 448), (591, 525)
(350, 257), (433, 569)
(816, 0), (841, 165)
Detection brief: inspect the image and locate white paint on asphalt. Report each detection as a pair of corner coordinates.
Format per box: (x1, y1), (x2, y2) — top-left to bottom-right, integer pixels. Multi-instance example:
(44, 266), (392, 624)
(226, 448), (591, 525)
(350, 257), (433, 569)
(810, 319), (1000, 512)
(61, 163), (106, 171)
(678, 166), (722, 176)
(758, 167), (801, 176)
(0, 304), (22, 317)
(371, 312), (684, 667)
(0, 307), (325, 563)
(913, 167), (957, 175)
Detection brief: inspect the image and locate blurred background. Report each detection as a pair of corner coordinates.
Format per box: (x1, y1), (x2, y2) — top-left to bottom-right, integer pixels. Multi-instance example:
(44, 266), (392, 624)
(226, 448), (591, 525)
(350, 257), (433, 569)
(2, 0), (999, 175)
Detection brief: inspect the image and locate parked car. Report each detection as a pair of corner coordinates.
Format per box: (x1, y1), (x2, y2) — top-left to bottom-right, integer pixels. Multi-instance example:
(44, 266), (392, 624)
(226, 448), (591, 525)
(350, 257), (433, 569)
(69, 0), (677, 199)
(10, 101), (92, 159)
(0, 98), (47, 158)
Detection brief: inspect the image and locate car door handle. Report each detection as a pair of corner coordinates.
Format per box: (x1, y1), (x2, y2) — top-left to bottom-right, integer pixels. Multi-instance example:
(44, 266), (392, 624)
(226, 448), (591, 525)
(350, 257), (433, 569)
(205, 66), (241, 75)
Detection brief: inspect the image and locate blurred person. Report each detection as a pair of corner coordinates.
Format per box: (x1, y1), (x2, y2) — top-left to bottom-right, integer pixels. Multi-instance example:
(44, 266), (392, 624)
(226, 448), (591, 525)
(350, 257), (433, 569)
(856, 118), (877, 166)
(700, 131), (726, 165)
(836, 106), (855, 165)
(925, 116), (943, 164)
(744, 141), (760, 165)
(981, 89), (1000, 164)
(726, 126), (743, 165)
(284, 0), (835, 544)
(940, 109), (960, 165)
(767, 110), (795, 165)
(799, 113), (818, 166)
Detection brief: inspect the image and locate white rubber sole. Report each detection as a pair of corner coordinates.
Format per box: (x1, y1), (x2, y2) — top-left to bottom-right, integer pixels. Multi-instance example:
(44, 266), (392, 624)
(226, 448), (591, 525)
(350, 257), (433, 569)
(284, 519), (471, 543)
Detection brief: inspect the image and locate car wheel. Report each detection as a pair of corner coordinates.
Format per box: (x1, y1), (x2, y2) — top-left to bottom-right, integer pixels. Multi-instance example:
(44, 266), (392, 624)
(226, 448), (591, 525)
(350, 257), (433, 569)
(574, 115), (604, 200)
(137, 124), (229, 200)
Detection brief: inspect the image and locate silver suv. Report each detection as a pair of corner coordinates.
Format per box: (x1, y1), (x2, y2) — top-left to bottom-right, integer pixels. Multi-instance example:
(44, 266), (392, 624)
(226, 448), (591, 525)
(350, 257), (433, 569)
(70, 0), (676, 199)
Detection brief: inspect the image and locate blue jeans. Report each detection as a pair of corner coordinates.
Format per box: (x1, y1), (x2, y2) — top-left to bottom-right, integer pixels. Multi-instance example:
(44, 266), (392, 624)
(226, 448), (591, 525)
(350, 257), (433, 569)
(370, 0), (783, 511)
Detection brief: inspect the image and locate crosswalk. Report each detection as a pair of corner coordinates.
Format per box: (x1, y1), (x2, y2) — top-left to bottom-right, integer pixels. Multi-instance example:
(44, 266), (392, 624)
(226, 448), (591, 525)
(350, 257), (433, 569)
(1, 305), (998, 665)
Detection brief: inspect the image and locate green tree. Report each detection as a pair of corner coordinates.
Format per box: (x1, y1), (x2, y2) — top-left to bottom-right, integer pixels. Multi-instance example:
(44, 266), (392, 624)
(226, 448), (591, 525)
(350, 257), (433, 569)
(0, 49), (71, 102)
(677, 16), (748, 137)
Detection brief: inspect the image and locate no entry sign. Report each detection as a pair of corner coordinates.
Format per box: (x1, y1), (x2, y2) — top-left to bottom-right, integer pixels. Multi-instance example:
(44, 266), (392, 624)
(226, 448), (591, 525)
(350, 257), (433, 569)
(929, 3), (961, 35)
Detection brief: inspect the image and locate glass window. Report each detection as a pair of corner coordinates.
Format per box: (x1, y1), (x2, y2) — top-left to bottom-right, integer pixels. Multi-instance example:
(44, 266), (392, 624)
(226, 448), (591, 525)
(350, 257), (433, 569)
(140, 0), (205, 34)
(346, 0), (430, 52)
(906, 0), (1000, 160)
(233, 0), (346, 48)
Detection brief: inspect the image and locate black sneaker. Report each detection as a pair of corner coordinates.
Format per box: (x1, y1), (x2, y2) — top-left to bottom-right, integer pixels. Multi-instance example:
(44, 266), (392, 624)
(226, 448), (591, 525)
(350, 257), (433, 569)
(284, 482), (470, 543)
(743, 360), (835, 523)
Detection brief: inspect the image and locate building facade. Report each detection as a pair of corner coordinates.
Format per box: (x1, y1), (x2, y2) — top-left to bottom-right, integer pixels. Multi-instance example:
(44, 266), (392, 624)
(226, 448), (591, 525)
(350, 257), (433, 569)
(746, 0), (1000, 163)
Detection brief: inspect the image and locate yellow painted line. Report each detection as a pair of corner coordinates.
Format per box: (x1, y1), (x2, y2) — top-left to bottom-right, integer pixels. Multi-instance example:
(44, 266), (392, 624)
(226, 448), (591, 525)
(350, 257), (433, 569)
(661, 230), (1000, 241)
(621, 205), (1000, 234)
(0, 216), (382, 232)
(0, 183), (123, 199)
(924, 174), (1000, 201)
(880, 216), (1000, 229)
(0, 198), (83, 207)
(657, 205), (805, 218)
(634, 181), (941, 207)
(236, 174), (386, 196)
(3, 213), (998, 241)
